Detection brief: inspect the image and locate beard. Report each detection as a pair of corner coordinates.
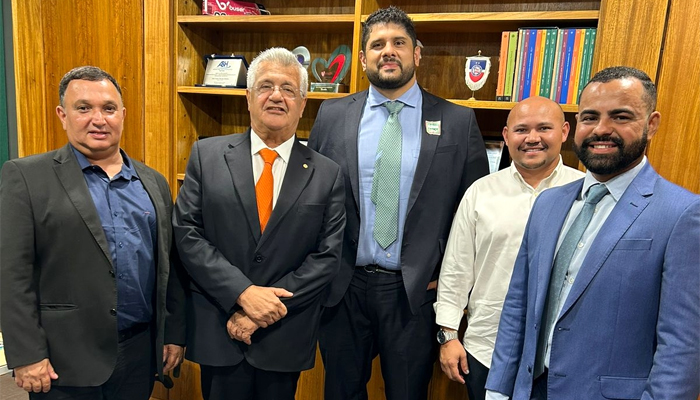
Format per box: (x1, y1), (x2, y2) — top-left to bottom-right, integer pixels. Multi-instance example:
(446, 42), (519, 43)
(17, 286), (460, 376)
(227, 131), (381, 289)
(366, 58), (415, 90)
(574, 128), (648, 176)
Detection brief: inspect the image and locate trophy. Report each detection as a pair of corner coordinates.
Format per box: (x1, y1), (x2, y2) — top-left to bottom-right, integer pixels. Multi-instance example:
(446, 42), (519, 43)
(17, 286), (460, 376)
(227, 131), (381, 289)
(310, 45), (351, 93)
(465, 50), (491, 100)
(292, 46), (311, 69)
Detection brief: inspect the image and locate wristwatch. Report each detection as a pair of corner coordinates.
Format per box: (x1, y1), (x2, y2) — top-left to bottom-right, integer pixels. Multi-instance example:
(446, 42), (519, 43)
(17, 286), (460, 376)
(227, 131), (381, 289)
(436, 328), (459, 344)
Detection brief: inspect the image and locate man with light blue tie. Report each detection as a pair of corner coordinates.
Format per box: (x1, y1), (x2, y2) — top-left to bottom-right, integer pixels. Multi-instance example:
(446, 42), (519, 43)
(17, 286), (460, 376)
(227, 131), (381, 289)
(485, 66), (700, 400)
(308, 6), (489, 399)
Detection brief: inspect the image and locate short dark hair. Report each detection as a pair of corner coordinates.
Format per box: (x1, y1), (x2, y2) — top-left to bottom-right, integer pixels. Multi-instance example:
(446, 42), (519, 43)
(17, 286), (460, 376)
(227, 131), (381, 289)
(361, 6), (417, 52)
(58, 66), (122, 106)
(585, 66), (657, 113)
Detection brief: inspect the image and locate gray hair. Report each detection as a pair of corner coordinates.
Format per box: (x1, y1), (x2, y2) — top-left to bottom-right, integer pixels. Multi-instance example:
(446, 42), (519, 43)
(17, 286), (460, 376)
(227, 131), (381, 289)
(58, 66), (122, 106)
(246, 47), (308, 98)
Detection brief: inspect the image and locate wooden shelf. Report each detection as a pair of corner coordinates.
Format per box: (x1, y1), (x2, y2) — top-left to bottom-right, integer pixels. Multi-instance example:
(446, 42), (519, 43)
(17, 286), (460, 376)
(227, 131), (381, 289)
(177, 14), (354, 33)
(177, 86), (350, 100)
(450, 99), (579, 112)
(361, 11), (599, 32)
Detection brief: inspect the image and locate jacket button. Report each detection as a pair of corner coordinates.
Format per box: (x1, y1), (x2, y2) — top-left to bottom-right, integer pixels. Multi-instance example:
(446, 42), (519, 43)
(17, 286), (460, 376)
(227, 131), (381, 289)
(110, 309), (117, 316)
(254, 255), (264, 263)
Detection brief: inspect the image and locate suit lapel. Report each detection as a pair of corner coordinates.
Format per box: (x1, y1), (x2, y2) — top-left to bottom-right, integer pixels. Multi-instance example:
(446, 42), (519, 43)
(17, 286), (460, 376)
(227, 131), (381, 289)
(406, 89), (440, 216)
(344, 91), (365, 209)
(258, 140), (313, 249)
(224, 131), (261, 244)
(559, 164), (656, 319)
(53, 144), (113, 267)
(535, 182), (582, 313)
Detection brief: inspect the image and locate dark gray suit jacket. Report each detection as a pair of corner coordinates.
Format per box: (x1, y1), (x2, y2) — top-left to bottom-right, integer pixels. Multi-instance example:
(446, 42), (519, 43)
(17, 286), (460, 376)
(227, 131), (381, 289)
(0, 143), (186, 386)
(173, 131), (345, 372)
(308, 87), (489, 314)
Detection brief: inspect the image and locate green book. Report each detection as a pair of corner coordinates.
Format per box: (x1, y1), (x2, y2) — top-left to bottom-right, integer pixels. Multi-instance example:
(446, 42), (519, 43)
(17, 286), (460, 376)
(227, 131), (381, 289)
(577, 28), (597, 103)
(503, 31), (519, 101)
(540, 28), (558, 98)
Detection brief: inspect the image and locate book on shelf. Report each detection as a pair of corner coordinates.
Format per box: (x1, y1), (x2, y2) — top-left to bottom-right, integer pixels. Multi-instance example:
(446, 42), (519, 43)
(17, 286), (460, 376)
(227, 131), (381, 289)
(502, 31), (519, 102)
(495, 31), (510, 101)
(494, 27), (597, 106)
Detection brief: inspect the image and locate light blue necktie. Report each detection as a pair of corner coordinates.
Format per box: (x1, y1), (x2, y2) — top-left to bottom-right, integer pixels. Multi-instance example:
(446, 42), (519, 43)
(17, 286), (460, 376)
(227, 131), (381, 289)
(534, 183), (609, 377)
(371, 101), (404, 249)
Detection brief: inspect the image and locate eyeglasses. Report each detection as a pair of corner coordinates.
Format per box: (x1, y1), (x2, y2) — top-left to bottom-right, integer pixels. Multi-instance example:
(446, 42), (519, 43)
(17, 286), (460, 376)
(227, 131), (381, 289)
(253, 83), (302, 99)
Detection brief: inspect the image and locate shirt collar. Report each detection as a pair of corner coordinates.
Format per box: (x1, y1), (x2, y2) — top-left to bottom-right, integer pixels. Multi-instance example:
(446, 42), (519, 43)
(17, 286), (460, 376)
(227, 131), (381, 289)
(580, 156), (647, 201)
(70, 144), (136, 180)
(250, 129), (295, 164)
(509, 156), (566, 190)
(367, 81), (421, 110)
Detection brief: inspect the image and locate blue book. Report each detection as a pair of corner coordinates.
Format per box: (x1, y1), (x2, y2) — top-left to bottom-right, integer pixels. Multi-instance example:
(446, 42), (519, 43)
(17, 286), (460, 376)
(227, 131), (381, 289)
(559, 28), (576, 104)
(522, 29), (538, 100)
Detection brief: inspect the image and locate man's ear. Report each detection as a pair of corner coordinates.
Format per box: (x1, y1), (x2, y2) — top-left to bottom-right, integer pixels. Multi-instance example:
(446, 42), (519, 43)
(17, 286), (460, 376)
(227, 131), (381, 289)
(646, 111), (661, 141)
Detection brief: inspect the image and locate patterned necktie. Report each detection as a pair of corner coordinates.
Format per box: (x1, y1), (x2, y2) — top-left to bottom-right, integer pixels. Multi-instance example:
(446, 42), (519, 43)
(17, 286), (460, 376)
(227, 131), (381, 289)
(371, 100), (405, 249)
(255, 148), (278, 233)
(534, 183), (609, 377)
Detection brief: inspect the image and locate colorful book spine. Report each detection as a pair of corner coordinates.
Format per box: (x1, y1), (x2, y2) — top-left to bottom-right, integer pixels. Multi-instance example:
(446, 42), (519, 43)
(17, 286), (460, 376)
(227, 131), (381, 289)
(512, 29), (527, 102)
(521, 29), (537, 100)
(559, 28), (576, 104)
(495, 31), (510, 101)
(503, 31), (519, 101)
(540, 29), (558, 98)
(532, 29), (545, 98)
(577, 28), (597, 102)
(568, 28), (585, 104)
(553, 29), (568, 102)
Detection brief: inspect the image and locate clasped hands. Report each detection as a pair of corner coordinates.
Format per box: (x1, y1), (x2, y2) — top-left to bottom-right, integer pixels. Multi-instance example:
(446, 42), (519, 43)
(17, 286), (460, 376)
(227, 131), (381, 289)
(228, 285), (292, 344)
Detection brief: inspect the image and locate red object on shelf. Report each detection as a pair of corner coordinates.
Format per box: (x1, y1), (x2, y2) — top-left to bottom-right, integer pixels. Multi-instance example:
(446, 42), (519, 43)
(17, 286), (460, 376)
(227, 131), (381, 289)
(202, 0), (269, 15)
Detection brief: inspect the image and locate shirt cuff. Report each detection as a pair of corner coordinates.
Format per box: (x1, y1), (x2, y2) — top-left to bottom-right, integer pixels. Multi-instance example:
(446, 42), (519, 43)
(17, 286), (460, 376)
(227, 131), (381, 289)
(485, 390), (510, 400)
(434, 301), (466, 330)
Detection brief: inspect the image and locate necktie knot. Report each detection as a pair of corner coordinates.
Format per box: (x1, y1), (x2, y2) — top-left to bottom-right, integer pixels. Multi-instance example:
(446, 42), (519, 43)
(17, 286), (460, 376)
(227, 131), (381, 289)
(259, 148), (278, 165)
(384, 101), (404, 116)
(585, 184), (609, 205)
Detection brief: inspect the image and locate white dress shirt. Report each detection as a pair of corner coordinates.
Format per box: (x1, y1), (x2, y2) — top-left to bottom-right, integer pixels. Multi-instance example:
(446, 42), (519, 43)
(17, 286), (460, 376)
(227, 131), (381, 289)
(435, 157), (584, 368)
(250, 130), (295, 208)
(485, 157), (647, 400)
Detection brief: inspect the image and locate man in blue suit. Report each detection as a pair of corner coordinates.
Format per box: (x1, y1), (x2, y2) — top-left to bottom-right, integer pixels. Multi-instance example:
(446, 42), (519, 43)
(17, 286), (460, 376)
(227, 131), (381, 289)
(485, 66), (700, 400)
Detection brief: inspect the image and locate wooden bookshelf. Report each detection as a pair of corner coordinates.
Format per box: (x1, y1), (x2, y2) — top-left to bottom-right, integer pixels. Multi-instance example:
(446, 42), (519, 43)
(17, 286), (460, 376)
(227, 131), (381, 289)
(168, 0), (683, 399)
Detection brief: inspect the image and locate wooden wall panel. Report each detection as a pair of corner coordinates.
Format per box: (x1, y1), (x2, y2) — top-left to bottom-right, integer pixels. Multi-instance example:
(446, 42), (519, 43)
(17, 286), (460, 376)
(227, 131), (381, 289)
(592, 0), (667, 76)
(647, 0), (700, 193)
(144, 0), (174, 188)
(13, 0), (144, 161)
(11, 0), (48, 157)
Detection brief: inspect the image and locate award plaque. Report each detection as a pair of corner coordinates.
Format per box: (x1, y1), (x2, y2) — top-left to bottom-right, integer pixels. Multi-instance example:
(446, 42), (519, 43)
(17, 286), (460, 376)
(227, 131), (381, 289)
(200, 55), (248, 87)
(465, 50), (491, 100)
(310, 45), (351, 93)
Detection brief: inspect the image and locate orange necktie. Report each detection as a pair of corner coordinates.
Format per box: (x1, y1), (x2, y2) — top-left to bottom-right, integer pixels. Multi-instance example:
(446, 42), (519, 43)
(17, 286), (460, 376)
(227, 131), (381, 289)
(256, 148), (278, 232)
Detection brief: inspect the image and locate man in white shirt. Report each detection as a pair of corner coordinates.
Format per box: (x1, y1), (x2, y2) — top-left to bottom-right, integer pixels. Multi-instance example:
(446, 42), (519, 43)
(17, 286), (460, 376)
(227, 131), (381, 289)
(435, 96), (584, 400)
(485, 66), (699, 400)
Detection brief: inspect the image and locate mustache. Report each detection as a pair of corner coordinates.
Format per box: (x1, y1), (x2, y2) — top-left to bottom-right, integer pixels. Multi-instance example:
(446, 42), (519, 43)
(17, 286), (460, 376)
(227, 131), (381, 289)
(581, 134), (624, 147)
(379, 58), (402, 68)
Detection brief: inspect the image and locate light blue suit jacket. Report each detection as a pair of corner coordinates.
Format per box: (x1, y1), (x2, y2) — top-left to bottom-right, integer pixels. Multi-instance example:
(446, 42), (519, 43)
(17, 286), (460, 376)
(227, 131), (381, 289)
(486, 163), (700, 400)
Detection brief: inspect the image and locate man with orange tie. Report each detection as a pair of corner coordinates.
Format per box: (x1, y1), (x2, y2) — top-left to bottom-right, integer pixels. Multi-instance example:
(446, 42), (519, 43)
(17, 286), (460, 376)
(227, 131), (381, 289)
(172, 47), (346, 400)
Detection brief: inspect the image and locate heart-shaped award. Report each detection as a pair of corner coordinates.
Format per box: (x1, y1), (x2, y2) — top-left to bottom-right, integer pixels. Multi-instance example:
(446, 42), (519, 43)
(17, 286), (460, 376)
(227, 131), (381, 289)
(311, 45), (351, 84)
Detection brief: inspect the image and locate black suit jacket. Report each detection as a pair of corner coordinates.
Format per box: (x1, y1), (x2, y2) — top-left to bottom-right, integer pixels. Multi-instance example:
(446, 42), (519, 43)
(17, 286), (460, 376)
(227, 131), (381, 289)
(173, 132), (345, 372)
(308, 88), (489, 314)
(0, 144), (186, 386)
